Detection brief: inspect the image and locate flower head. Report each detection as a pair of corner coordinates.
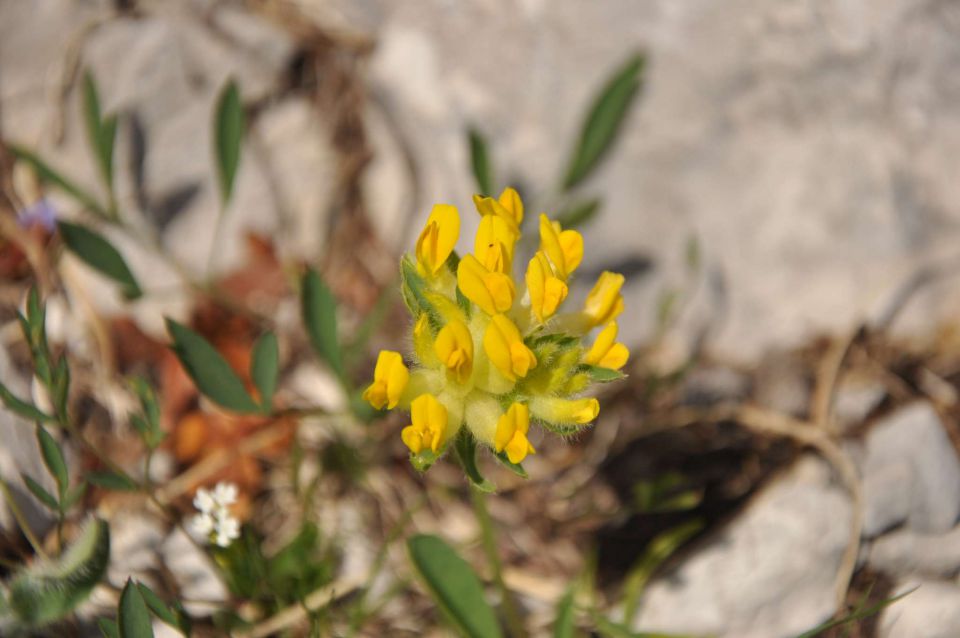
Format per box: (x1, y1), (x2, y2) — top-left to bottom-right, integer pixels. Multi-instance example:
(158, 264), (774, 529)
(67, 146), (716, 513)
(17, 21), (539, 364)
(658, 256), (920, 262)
(190, 482), (241, 548)
(368, 189), (627, 486)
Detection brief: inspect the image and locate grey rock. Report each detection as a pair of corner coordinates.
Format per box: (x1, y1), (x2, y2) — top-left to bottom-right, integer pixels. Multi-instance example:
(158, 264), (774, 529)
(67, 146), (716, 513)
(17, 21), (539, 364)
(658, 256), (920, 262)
(869, 525), (960, 578)
(632, 455), (852, 638)
(753, 352), (810, 417)
(833, 378), (886, 432)
(880, 579), (960, 638)
(309, 0), (960, 361)
(862, 402), (960, 536)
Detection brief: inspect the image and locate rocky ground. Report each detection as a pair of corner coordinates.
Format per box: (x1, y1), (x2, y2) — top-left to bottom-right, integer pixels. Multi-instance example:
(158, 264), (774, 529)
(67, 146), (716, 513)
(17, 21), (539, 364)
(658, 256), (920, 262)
(3, 1), (960, 637)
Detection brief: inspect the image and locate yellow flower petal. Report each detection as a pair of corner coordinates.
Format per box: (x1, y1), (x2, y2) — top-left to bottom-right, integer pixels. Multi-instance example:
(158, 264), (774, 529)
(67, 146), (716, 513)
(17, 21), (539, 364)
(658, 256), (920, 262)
(404, 394), (449, 454)
(362, 350), (409, 409)
(584, 272), (625, 327)
(584, 323), (630, 370)
(525, 251), (568, 323)
(494, 403), (535, 464)
(530, 397), (600, 425)
(472, 194), (521, 234)
(539, 214), (583, 280)
(497, 187), (524, 226)
(434, 319), (474, 384)
(415, 204), (460, 276)
(457, 254), (515, 315)
(475, 214), (516, 274)
(504, 432), (535, 464)
(483, 314), (537, 382)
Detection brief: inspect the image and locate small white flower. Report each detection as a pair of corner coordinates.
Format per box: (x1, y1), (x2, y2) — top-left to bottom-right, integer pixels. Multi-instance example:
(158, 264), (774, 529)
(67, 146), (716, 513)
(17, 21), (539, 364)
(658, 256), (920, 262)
(193, 487), (216, 514)
(213, 515), (241, 547)
(189, 512), (215, 537)
(212, 482), (238, 507)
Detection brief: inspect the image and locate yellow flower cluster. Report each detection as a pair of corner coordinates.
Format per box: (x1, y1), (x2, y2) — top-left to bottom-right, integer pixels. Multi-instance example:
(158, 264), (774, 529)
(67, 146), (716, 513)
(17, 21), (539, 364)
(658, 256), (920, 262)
(364, 188), (628, 477)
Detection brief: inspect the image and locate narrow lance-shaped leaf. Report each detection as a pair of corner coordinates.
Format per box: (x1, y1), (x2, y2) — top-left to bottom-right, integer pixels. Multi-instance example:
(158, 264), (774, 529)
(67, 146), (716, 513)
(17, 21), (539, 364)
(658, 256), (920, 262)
(553, 586), (577, 638)
(165, 318), (259, 414)
(6, 519), (110, 628)
(87, 471), (139, 492)
(118, 579), (154, 638)
(250, 332), (279, 411)
(214, 79), (244, 204)
(453, 432), (495, 493)
(0, 380), (53, 423)
(35, 425), (68, 500)
(136, 582), (189, 634)
(7, 145), (109, 219)
(21, 473), (59, 512)
(468, 127), (493, 196)
(407, 534), (503, 638)
(555, 199), (601, 229)
(563, 53), (646, 189)
(82, 70), (117, 195)
(301, 269), (344, 380)
(58, 222), (142, 300)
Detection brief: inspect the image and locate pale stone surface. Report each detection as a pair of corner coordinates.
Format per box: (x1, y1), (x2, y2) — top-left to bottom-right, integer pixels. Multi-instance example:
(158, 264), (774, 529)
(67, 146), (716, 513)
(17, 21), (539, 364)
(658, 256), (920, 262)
(306, 0), (960, 361)
(631, 456), (852, 638)
(880, 579), (960, 638)
(860, 402), (960, 536)
(869, 525), (960, 578)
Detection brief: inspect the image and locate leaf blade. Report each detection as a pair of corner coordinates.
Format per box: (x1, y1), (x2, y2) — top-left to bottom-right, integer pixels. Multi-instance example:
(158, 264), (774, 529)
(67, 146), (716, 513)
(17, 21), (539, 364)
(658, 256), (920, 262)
(407, 534), (503, 638)
(119, 579), (154, 638)
(35, 425), (68, 500)
(468, 128), (493, 196)
(165, 318), (259, 414)
(58, 221), (142, 299)
(250, 332), (279, 412)
(214, 79), (244, 204)
(8, 145), (109, 219)
(301, 269), (344, 381)
(563, 54), (645, 189)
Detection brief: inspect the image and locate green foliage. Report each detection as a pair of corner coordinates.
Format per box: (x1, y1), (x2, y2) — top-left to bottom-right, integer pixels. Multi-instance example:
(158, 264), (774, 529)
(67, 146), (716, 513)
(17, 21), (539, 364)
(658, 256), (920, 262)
(214, 79), (244, 204)
(407, 534), (502, 638)
(251, 332), (279, 412)
(3, 519), (110, 630)
(792, 586), (915, 638)
(118, 579), (154, 638)
(0, 380), (52, 423)
(58, 221), (143, 300)
(621, 521), (702, 625)
(493, 451), (528, 479)
(21, 474), (58, 511)
(136, 582), (191, 635)
(468, 128), (494, 196)
(165, 318), (260, 414)
(7, 144), (109, 219)
(580, 364), (627, 383)
(454, 431), (495, 492)
(555, 199), (602, 230)
(563, 53), (646, 189)
(301, 268), (345, 381)
(129, 378), (165, 449)
(35, 425), (68, 502)
(87, 471), (139, 492)
(553, 587), (578, 638)
(82, 70), (118, 203)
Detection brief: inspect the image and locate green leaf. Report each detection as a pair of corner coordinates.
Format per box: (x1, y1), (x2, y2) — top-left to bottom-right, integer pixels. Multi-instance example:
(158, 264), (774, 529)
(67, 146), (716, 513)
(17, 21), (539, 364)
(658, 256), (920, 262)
(622, 520), (702, 625)
(580, 365), (626, 383)
(792, 587), (915, 638)
(214, 79), (244, 204)
(553, 586), (577, 638)
(82, 70), (116, 195)
(58, 221), (142, 300)
(493, 452), (528, 479)
(250, 332), (279, 412)
(468, 128), (493, 196)
(35, 425), (67, 500)
(21, 473), (59, 511)
(98, 618), (121, 638)
(87, 471), (139, 492)
(454, 432), (495, 492)
(7, 518), (110, 628)
(165, 318), (259, 414)
(119, 579), (154, 638)
(51, 355), (71, 423)
(407, 535), (503, 638)
(563, 53), (645, 189)
(301, 269), (344, 381)
(62, 482), (88, 511)
(555, 199), (601, 229)
(129, 378), (164, 448)
(0, 380), (53, 423)
(7, 144), (109, 219)
(136, 582), (187, 634)
(400, 255), (442, 330)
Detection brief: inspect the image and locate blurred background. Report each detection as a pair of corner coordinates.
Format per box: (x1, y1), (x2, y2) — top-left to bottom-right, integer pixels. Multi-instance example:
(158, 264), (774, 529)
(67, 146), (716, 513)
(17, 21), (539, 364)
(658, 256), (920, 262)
(3, 1), (960, 636)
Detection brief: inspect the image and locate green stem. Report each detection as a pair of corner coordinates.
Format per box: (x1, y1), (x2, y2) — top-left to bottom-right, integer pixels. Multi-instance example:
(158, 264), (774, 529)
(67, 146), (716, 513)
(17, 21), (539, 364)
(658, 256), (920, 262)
(0, 478), (48, 560)
(470, 487), (526, 638)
